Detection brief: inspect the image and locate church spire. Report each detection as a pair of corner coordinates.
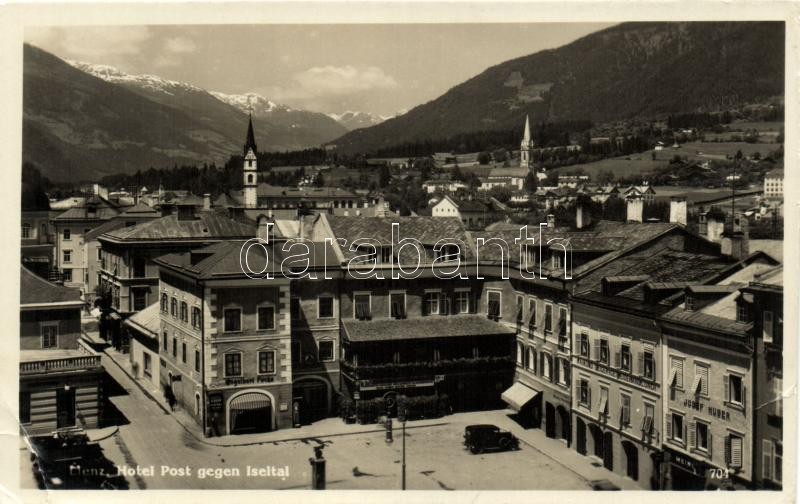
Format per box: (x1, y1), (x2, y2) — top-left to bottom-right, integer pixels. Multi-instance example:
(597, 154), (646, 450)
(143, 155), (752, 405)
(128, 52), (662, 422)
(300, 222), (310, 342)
(523, 114), (531, 142)
(243, 113), (258, 156)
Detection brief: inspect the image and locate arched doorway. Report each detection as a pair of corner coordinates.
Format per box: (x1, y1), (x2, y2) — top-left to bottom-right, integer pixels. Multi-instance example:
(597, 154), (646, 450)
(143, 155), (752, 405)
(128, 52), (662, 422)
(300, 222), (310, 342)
(227, 390), (274, 435)
(544, 402), (556, 438)
(590, 424), (603, 459)
(293, 377), (332, 425)
(602, 431), (614, 471)
(622, 441), (639, 480)
(576, 417), (587, 455)
(557, 406), (570, 442)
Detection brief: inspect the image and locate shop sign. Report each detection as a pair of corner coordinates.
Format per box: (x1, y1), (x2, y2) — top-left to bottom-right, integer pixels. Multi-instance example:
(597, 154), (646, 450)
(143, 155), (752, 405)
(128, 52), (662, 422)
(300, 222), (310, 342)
(682, 399), (731, 422)
(208, 393), (224, 412)
(672, 452), (704, 476)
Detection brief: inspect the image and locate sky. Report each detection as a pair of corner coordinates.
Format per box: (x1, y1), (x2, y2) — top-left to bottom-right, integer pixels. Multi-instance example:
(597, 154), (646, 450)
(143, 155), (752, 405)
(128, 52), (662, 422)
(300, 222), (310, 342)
(25, 23), (613, 116)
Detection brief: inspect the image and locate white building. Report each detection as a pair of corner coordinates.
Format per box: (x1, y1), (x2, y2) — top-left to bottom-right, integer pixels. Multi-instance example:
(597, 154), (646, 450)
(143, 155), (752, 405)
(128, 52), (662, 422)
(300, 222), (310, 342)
(763, 169), (783, 200)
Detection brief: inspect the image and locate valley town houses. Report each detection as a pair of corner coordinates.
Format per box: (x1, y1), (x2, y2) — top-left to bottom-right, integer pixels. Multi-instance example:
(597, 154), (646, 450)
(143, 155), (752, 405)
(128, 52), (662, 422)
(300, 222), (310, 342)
(92, 120), (781, 491)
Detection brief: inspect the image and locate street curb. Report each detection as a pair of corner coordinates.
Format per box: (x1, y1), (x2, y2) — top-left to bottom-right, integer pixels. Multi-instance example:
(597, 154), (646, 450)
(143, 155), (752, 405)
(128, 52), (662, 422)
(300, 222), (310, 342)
(101, 347), (450, 448)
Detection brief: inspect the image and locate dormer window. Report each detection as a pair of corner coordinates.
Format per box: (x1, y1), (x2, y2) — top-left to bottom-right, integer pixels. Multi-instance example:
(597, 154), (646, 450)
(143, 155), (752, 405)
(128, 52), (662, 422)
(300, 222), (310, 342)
(736, 303), (749, 323)
(685, 296), (695, 311)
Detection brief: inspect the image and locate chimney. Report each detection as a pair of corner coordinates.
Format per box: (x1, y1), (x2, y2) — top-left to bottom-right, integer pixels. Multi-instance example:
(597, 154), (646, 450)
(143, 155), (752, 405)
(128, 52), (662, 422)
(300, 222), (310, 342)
(576, 203), (591, 230)
(669, 196), (687, 226)
(546, 214), (555, 228)
(626, 196), (643, 223)
(203, 193), (211, 211)
(257, 216), (271, 242)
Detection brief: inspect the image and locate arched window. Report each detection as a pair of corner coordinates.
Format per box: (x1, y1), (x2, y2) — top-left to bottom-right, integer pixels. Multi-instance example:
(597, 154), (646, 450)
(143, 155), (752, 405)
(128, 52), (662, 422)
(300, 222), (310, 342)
(171, 298), (178, 318)
(247, 174), (254, 184)
(516, 342), (523, 366)
(160, 293), (168, 312)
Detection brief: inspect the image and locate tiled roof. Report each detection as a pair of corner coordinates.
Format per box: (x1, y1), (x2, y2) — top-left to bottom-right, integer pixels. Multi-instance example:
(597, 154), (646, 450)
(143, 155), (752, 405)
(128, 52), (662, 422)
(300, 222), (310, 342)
(84, 219), (129, 242)
(54, 205), (119, 221)
(155, 240), (339, 280)
(341, 315), (515, 343)
(322, 214), (475, 261)
(488, 167), (528, 178)
(20, 267), (82, 306)
(119, 202), (160, 216)
(256, 184), (359, 199)
(101, 211), (254, 242)
(662, 306), (751, 336)
(123, 302), (160, 338)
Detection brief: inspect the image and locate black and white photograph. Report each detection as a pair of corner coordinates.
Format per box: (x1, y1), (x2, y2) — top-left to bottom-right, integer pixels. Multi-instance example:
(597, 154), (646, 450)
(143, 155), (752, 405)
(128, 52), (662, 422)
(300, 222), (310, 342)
(4, 2), (796, 498)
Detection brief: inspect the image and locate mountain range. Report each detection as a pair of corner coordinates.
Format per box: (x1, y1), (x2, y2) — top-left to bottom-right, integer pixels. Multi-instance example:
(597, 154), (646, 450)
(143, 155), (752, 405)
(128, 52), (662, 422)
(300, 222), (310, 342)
(330, 22), (784, 154)
(24, 45), (347, 181)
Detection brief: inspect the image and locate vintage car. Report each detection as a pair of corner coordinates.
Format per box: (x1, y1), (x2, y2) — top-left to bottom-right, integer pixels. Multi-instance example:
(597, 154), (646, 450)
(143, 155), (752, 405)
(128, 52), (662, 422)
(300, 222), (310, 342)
(463, 424), (519, 454)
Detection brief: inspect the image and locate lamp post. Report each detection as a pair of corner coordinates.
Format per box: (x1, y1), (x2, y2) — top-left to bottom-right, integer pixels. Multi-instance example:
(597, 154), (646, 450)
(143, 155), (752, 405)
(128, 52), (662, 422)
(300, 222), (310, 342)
(398, 407), (407, 490)
(309, 445), (325, 490)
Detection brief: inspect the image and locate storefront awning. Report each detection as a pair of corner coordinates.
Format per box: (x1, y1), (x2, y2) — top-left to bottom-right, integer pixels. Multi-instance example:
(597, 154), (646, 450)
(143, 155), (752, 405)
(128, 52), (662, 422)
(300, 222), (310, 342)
(501, 382), (540, 411)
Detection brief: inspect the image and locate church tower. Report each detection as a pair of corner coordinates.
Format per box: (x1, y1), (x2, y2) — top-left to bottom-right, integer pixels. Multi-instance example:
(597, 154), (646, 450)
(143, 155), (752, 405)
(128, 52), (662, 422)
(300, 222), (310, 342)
(243, 114), (258, 209)
(520, 115), (534, 170)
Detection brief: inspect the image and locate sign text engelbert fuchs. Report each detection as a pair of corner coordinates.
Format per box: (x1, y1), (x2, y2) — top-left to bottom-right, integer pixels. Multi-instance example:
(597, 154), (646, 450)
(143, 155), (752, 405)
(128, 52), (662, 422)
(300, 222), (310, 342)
(239, 222), (572, 280)
(115, 464), (290, 480)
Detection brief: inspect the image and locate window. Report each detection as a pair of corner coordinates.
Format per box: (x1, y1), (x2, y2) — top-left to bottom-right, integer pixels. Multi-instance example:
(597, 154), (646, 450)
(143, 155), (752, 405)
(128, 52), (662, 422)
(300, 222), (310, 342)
(291, 297), (301, 320)
(763, 310), (774, 343)
(516, 342), (523, 366)
(425, 292), (440, 315)
(258, 306), (275, 330)
(161, 293), (168, 312)
(171, 298), (178, 317)
(642, 350), (655, 380)
(436, 244), (460, 262)
(620, 394), (631, 426)
(736, 303), (749, 323)
(487, 291), (501, 320)
(133, 289), (147, 311)
(528, 348), (537, 373)
(319, 340), (334, 362)
(557, 358), (568, 385)
(194, 350), (200, 372)
(192, 307), (202, 329)
(541, 352), (552, 381)
(620, 344), (631, 372)
(318, 296), (334, 319)
(22, 224), (31, 239)
(41, 324), (58, 349)
(390, 293), (406, 319)
(670, 412), (684, 443)
(527, 298), (537, 328)
(685, 295), (695, 311)
(62, 269), (72, 282)
(515, 295), (524, 322)
(694, 364), (709, 396)
(63, 228), (71, 240)
(579, 333), (589, 357)
(354, 294), (371, 320)
(579, 379), (591, 406)
(558, 307), (568, 337)
(97, 248), (102, 261)
(181, 342), (187, 363)
(727, 374), (744, 406)
(693, 421), (709, 452)
(669, 356), (684, 389)
(599, 339), (609, 365)
(144, 353), (152, 377)
(258, 351), (276, 374)
(223, 308), (241, 332)
(544, 303), (553, 332)
(455, 291), (470, 314)
(292, 340), (302, 365)
(224, 353), (242, 377)
(180, 302), (188, 322)
(726, 434), (743, 468)
(63, 250), (72, 263)
(19, 391), (30, 424)
(354, 244), (377, 265)
(763, 439), (782, 482)
(162, 331), (168, 351)
(172, 337), (177, 358)
(642, 403), (655, 435)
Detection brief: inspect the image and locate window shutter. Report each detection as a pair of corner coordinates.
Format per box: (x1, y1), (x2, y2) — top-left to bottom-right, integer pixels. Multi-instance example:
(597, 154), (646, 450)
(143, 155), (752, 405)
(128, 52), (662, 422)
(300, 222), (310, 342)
(665, 414), (672, 439)
(724, 375), (730, 403)
(470, 292), (478, 314)
(731, 437), (742, 468)
(592, 339), (600, 360)
(554, 358), (560, 383)
(688, 421), (696, 448)
(725, 435), (732, 465)
(638, 352), (644, 375)
(708, 432), (713, 457)
(614, 349), (621, 368)
(743, 385), (747, 411)
(763, 439), (773, 481)
(564, 362), (570, 386)
(440, 295), (448, 316)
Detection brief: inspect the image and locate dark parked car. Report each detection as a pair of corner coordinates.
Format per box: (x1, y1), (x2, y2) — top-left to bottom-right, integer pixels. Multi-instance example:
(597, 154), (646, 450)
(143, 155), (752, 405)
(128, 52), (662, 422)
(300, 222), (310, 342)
(590, 479), (621, 490)
(463, 424), (519, 454)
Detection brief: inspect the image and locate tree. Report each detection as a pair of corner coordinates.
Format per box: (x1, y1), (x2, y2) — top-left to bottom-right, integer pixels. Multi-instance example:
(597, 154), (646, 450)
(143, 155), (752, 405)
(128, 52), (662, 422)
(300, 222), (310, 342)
(492, 149), (508, 163)
(524, 171), (538, 193)
(378, 164), (391, 188)
(21, 163), (51, 211)
(489, 186), (511, 203)
(451, 166), (465, 182)
(478, 152), (492, 165)
(314, 173), (325, 187)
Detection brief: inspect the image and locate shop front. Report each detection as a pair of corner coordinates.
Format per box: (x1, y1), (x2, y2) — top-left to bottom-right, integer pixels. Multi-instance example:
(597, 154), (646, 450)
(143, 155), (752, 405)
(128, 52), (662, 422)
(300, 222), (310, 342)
(205, 382), (293, 436)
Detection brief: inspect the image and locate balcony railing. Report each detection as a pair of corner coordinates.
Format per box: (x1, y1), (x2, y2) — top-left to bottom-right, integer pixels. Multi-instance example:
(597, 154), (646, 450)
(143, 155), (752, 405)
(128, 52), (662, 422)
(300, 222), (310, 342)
(341, 355), (514, 385)
(20, 340), (101, 375)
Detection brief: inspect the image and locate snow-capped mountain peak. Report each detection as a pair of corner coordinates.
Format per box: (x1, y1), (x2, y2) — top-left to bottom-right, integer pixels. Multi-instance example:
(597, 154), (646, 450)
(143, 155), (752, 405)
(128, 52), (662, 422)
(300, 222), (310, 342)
(328, 110), (388, 130)
(67, 60), (203, 96)
(210, 91), (292, 115)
